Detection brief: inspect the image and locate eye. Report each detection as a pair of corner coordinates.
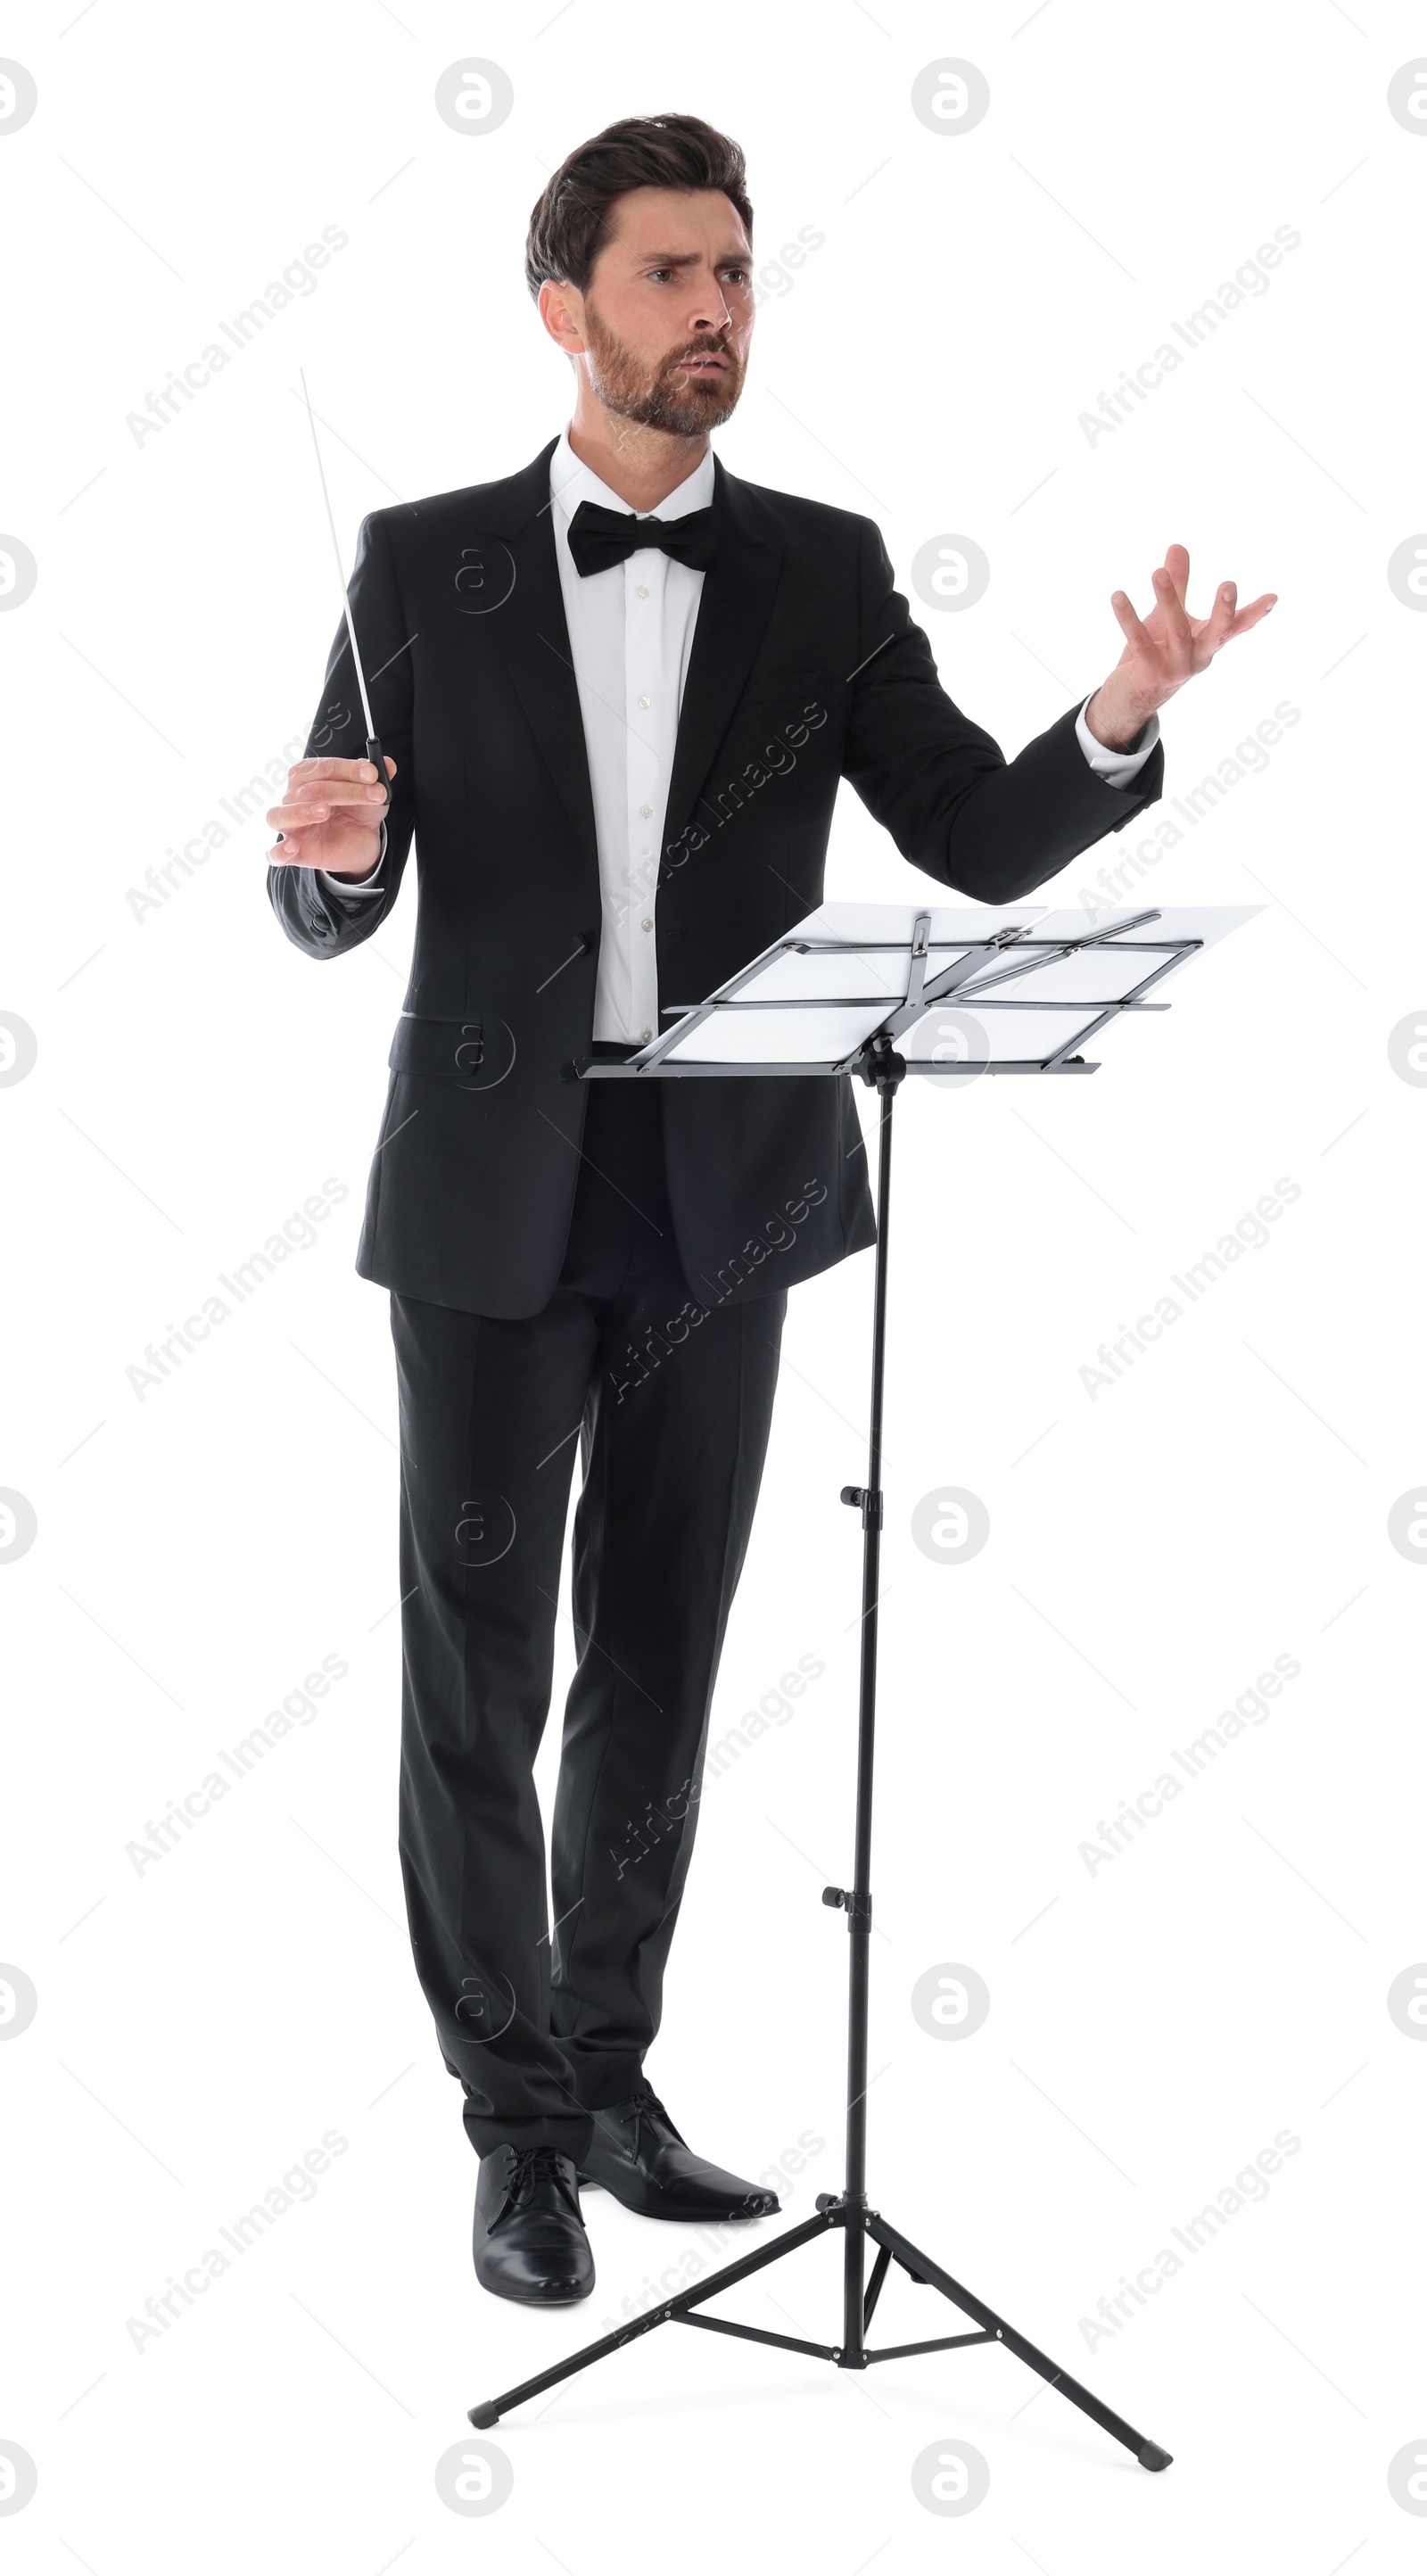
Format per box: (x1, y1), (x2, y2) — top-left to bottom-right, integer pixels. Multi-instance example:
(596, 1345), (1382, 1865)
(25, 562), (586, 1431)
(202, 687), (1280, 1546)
(646, 267), (675, 284)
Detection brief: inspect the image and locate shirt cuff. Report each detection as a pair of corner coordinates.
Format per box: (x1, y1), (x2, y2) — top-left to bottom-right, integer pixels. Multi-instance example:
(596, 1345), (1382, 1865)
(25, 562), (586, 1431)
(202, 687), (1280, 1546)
(1075, 696), (1160, 784)
(316, 870), (385, 897)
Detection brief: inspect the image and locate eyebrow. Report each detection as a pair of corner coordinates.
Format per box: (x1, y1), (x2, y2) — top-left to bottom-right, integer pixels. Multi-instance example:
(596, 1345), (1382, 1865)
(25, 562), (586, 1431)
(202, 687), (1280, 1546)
(629, 247), (753, 268)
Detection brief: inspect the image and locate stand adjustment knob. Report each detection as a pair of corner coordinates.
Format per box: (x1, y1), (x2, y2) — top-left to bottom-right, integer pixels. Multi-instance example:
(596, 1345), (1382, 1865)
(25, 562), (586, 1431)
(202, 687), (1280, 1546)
(822, 1885), (847, 1909)
(854, 1033), (906, 1092)
(839, 1485), (883, 1529)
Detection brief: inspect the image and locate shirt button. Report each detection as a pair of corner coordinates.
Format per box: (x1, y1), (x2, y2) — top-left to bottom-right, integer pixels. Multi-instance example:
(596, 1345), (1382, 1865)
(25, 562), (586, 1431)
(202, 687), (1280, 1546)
(636, 583), (650, 599)
(637, 694), (651, 710)
(639, 804), (653, 818)
(641, 918), (654, 933)
(639, 1027), (653, 1043)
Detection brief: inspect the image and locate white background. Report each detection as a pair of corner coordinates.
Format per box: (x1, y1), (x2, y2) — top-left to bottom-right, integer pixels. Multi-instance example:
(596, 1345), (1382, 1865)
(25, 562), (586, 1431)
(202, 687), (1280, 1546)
(4, 1), (1424, 2566)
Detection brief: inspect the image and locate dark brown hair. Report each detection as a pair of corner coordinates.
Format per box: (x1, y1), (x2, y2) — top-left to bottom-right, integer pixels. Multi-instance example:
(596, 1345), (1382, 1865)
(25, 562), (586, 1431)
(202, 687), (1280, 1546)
(524, 113), (753, 301)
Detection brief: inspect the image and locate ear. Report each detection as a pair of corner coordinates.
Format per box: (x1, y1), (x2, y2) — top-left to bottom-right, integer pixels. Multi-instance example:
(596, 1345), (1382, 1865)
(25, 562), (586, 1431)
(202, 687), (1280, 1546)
(538, 277), (587, 358)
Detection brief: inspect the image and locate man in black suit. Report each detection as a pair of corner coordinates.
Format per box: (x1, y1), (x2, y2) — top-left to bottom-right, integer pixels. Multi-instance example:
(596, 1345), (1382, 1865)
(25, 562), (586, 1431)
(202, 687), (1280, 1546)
(267, 113), (1274, 2306)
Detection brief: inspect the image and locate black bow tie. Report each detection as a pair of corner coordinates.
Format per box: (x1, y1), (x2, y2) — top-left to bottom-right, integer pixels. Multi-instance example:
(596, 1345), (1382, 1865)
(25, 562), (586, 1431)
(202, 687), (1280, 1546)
(566, 497), (719, 579)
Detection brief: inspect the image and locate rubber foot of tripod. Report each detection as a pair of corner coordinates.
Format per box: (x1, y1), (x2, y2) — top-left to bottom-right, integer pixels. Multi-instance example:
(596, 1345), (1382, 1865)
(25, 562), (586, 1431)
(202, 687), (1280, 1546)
(467, 2402), (501, 2429)
(1137, 2441), (1173, 2472)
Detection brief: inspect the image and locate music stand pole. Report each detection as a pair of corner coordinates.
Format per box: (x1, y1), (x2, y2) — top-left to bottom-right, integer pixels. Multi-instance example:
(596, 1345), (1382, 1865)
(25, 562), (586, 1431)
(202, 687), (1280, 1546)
(833, 1034), (899, 2365)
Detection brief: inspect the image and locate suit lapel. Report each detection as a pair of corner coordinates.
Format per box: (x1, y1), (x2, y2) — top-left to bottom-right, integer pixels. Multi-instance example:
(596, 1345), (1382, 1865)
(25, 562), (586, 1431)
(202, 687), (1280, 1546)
(486, 440), (599, 881)
(662, 456), (782, 855)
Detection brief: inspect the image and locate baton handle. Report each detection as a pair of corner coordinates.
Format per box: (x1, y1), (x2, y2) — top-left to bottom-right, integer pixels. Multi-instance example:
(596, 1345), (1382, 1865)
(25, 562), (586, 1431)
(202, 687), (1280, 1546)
(365, 737), (391, 813)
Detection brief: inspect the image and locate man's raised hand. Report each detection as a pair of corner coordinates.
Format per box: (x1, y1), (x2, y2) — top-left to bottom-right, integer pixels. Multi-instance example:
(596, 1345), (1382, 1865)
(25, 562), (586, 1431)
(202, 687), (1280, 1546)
(1085, 544), (1277, 752)
(266, 755), (396, 878)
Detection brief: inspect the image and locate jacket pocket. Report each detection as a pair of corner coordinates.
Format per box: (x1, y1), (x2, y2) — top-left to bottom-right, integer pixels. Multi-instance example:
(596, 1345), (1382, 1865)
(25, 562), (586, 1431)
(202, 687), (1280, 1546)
(387, 1013), (485, 1083)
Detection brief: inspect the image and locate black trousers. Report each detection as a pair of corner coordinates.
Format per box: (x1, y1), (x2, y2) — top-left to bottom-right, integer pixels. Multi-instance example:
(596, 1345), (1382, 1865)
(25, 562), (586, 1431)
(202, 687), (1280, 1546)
(391, 1070), (786, 2159)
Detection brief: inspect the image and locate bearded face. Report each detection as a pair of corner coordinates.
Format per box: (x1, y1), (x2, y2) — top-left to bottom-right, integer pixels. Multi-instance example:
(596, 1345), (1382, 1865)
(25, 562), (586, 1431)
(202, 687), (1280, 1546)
(581, 294), (747, 436)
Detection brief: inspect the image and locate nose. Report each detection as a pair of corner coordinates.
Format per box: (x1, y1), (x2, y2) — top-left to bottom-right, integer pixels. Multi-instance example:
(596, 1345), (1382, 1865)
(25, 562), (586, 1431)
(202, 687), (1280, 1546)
(689, 274), (732, 334)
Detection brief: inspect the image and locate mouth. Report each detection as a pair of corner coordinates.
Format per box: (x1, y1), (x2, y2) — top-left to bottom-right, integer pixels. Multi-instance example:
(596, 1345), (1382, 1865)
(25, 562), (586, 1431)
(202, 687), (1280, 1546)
(675, 352), (730, 377)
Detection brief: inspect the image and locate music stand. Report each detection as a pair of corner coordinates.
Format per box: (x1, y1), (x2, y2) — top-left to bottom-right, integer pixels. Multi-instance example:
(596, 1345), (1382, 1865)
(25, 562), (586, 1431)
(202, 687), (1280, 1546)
(468, 900), (1258, 2464)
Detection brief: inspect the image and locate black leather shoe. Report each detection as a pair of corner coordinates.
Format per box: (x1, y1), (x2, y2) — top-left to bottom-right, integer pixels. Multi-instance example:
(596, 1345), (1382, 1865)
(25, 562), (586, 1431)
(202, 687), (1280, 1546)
(577, 2092), (779, 2222)
(472, 2146), (594, 2305)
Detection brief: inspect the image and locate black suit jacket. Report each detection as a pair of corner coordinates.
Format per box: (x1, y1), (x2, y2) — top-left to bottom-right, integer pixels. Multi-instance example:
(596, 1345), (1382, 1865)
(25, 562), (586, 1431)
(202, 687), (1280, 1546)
(268, 436), (1164, 1318)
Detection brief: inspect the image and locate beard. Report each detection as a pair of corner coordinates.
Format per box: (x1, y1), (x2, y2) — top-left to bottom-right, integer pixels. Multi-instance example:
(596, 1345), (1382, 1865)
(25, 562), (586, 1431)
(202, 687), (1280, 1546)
(582, 299), (746, 434)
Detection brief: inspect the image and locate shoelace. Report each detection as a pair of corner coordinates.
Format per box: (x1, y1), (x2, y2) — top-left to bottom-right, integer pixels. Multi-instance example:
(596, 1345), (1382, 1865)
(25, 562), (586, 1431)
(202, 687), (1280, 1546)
(607, 2092), (684, 2159)
(504, 2145), (577, 2212)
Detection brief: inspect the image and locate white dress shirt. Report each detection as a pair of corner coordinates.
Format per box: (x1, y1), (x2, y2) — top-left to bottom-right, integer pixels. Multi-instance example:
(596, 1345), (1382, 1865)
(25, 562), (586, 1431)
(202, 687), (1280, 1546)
(322, 426), (1159, 1044)
(548, 427), (715, 1043)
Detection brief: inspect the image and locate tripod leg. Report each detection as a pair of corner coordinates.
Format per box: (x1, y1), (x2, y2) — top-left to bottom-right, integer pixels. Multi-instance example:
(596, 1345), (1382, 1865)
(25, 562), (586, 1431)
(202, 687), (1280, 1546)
(468, 2207), (836, 2428)
(862, 2243), (893, 2330)
(867, 2214), (1172, 2472)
